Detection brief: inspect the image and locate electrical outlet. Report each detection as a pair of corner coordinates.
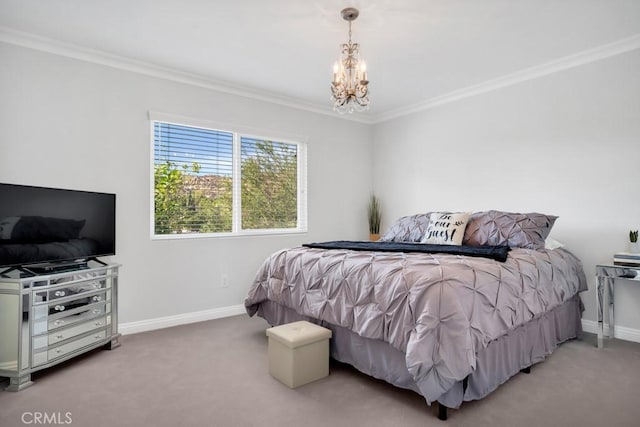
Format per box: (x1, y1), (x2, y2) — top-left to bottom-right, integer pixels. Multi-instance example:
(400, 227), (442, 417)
(221, 274), (229, 288)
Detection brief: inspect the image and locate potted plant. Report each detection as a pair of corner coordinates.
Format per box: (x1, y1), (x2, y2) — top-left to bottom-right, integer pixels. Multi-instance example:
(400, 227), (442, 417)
(368, 194), (381, 241)
(630, 230), (639, 253)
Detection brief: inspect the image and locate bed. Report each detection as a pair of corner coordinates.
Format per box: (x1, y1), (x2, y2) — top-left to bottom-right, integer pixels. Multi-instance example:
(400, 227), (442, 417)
(244, 210), (587, 419)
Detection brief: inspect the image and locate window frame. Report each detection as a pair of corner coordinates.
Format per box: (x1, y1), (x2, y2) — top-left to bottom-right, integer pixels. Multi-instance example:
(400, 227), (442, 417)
(149, 111), (308, 240)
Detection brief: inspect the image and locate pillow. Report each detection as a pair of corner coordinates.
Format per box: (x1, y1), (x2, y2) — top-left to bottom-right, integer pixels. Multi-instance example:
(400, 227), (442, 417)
(2, 216), (86, 243)
(463, 210), (557, 250)
(420, 212), (471, 246)
(544, 237), (565, 250)
(380, 213), (432, 242)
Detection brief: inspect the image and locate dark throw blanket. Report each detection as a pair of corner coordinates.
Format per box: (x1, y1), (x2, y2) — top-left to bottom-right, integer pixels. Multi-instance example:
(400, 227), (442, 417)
(303, 240), (511, 262)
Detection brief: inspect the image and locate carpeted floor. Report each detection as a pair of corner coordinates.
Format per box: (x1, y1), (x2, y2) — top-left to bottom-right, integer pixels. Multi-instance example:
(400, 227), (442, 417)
(1, 315), (639, 427)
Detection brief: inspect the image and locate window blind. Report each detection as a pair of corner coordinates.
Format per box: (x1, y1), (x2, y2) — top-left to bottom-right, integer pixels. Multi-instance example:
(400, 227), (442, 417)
(151, 118), (307, 238)
(153, 122), (233, 234)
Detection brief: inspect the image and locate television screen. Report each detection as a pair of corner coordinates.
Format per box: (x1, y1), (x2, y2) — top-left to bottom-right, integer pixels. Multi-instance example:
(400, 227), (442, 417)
(0, 183), (116, 268)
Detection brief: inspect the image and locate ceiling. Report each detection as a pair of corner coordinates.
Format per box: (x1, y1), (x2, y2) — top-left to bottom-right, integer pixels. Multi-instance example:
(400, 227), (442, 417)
(1, 0), (639, 122)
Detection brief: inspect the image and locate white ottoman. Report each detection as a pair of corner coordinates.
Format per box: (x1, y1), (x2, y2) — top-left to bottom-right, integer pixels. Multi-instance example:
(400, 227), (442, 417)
(266, 321), (332, 388)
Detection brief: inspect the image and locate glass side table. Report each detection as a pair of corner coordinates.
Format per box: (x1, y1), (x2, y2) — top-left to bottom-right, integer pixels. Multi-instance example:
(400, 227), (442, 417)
(595, 263), (640, 348)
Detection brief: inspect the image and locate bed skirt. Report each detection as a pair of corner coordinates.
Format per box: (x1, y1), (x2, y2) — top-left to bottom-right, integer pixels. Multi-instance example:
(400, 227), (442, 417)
(255, 294), (583, 409)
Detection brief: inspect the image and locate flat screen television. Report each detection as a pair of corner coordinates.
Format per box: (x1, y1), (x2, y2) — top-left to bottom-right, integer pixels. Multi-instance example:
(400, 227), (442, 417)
(0, 183), (116, 269)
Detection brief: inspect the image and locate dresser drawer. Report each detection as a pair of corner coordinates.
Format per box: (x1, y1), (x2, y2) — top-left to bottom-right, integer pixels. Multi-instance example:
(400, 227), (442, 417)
(48, 291), (108, 315)
(32, 302), (108, 335)
(33, 330), (107, 367)
(32, 277), (109, 305)
(49, 303), (109, 330)
(33, 317), (107, 350)
(33, 290), (109, 321)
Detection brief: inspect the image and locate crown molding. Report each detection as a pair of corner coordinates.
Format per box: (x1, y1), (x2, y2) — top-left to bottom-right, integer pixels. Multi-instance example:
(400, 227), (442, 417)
(373, 33), (640, 123)
(2, 25), (637, 126)
(0, 26), (374, 125)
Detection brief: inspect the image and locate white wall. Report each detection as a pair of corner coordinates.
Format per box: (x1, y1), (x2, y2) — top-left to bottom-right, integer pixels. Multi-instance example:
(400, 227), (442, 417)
(3, 39), (639, 335)
(0, 43), (373, 324)
(372, 50), (640, 332)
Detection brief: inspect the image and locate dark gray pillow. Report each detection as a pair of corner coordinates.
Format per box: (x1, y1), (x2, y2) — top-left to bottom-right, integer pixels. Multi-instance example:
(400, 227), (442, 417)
(463, 210), (557, 250)
(380, 213), (432, 242)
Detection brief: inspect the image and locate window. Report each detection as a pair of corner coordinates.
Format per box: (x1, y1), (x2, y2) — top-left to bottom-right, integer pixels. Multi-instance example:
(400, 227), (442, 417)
(151, 116), (307, 238)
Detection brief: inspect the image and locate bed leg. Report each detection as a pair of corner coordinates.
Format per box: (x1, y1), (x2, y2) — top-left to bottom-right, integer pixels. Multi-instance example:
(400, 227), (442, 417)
(520, 366), (531, 374)
(438, 403), (448, 421)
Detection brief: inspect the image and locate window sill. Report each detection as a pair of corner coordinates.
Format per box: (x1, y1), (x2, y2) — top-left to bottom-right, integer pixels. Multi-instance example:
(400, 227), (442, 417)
(151, 228), (308, 241)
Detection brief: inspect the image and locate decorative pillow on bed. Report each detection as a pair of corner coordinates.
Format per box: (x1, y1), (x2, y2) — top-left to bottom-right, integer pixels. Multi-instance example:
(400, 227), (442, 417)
(463, 210), (557, 250)
(420, 212), (471, 246)
(1, 216), (86, 243)
(380, 213), (432, 242)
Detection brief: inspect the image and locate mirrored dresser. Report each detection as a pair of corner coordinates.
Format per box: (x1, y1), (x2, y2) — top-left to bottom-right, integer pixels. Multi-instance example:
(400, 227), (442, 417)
(0, 262), (120, 391)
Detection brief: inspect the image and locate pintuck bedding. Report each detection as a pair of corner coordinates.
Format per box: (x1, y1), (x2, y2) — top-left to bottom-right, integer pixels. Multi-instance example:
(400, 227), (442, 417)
(244, 211), (588, 413)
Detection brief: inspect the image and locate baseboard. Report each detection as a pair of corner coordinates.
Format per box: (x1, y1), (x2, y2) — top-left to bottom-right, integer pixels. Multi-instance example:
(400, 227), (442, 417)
(119, 310), (640, 342)
(119, 304), (246, 335)
(581, 319), (640, 344)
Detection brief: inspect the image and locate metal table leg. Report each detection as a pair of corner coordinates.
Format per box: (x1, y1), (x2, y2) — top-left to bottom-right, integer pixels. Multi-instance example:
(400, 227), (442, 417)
(596, 275), (604, 348)
(607, 277), (614, 340)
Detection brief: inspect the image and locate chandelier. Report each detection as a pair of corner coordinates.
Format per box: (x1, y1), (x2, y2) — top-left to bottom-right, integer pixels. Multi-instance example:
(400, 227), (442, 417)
(331, 7), (369, 113)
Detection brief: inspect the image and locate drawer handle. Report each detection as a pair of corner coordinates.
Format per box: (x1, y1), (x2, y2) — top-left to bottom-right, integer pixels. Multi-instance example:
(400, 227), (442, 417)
(54, 290), (66, 297)
(55, 349), (63, 354)
(92, 309), (100, 314)
(56, 334), (64, 340)
(94, 335), (102, 340)
(54, 305), (65, 312)
(54, 319), (65, 326)
(92, 296), (102, 302)
(95, 321), (103, 327)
